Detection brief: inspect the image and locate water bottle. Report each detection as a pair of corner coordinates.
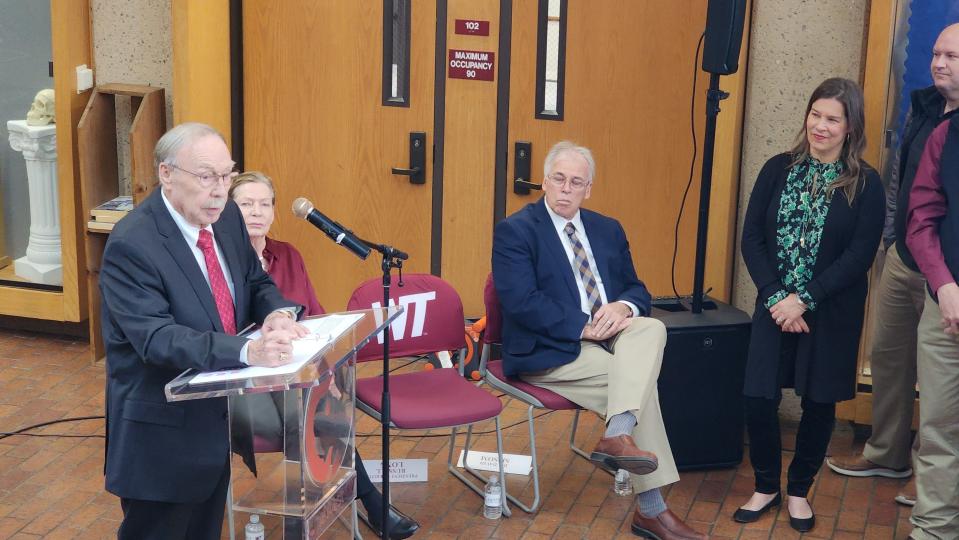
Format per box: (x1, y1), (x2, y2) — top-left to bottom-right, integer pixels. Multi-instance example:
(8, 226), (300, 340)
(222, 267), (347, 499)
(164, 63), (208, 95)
(613, 469), (633, 496)
(483, 475), (503, 519)
(245, 513), (265, 540)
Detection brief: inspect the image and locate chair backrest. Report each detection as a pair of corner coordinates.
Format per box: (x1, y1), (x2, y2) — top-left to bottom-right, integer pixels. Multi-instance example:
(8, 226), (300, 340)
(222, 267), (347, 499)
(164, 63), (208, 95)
(483, 273), (502, 345)
(347, 273), (465, 362)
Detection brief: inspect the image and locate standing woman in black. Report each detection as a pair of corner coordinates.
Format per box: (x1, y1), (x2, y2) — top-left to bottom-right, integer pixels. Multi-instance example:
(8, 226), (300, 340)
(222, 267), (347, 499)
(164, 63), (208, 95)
(734, 78), (885, 533)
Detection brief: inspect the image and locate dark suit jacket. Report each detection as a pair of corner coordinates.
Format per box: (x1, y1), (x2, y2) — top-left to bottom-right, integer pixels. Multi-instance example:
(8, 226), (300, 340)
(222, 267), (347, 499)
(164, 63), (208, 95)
(740, 153), (884, 402)
(491, 198), (652, 376)
(100, 189), (296, 503)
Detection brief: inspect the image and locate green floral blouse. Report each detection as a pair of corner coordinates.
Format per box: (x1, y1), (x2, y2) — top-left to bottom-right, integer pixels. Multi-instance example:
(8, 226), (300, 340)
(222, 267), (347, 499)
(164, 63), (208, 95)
(765, 156), (843, 311)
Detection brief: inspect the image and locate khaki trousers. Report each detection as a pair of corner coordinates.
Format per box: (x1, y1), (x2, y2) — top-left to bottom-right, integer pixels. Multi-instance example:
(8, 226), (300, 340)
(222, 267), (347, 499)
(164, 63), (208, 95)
(910, 292), (959, 540)
(520, 317), (679, 493)
(863, 244), (925, 470)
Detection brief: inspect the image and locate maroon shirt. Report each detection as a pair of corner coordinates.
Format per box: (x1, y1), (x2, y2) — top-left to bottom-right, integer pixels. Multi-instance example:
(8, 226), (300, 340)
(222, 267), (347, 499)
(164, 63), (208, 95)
(262, 237), (325, 316)
(906, 120), (953, 293)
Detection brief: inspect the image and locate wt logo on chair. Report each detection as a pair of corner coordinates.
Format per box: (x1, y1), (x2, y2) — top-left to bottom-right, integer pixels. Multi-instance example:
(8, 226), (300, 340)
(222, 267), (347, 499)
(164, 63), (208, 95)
(371, 291), (436, 343)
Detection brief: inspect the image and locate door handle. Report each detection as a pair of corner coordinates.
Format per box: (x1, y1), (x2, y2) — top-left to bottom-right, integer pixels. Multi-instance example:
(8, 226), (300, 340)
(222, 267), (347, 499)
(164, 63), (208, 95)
(391, 132), (426, 184)
(513, 141), (540, 194)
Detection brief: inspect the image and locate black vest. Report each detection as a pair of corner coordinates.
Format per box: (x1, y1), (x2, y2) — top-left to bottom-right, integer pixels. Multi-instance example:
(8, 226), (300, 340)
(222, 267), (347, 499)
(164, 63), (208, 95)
(895, 87), (954, 270)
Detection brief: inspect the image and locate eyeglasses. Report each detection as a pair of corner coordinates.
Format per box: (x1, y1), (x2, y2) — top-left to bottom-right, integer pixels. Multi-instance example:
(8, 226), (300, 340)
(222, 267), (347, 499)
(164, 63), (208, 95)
(546, 173), (590, 190)
(167, 164), (239, 188)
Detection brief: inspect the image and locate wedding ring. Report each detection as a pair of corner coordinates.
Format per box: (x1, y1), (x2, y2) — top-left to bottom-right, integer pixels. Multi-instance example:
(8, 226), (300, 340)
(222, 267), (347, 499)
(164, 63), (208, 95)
(279, 352), (288, 362)
(776, 317), (784, 324)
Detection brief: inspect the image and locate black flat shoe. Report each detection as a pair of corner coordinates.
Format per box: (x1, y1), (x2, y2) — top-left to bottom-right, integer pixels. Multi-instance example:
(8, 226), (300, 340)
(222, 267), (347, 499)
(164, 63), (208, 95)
(367, 504), (420, 540)
(732, 492), (782, 523)
(789, 506), (815, 533)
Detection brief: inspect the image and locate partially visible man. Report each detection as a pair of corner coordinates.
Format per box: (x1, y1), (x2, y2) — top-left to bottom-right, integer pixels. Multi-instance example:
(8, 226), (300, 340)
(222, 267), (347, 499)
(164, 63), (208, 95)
(906, 101), (959, 540)
(100, 122), (308, 539)
(492, 141), (705, 540)
(827, 23), (959, 506)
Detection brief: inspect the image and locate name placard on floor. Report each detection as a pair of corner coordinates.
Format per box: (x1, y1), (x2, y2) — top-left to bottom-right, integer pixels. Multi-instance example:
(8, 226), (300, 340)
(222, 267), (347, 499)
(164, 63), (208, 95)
(363, 459), (429, 483)
(456, 450), (532, 475)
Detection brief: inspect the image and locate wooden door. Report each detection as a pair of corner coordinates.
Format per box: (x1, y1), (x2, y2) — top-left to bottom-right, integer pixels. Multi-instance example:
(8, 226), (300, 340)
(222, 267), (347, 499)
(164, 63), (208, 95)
(504, 0), (747, 300)
(243, 1), (436, 310)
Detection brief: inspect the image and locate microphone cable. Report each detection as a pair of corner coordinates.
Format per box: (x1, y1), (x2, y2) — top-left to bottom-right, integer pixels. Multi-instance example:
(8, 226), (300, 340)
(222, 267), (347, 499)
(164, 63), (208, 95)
(0, 415), (105, 440)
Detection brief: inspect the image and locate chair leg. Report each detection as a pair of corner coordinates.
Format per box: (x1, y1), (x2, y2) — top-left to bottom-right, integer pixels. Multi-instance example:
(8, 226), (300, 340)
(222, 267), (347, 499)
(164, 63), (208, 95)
(447, 421), (511, 516)
(499, 404), (540, 513)
(569, 409), (613, 476)
(352, 500), (363, 540)
(493, 416), (512, 517)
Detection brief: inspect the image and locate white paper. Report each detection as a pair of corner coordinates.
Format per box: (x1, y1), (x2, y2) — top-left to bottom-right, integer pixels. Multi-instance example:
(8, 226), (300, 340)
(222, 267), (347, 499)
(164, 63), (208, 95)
(362, 459), (429, 483)
(456, 450), (532, 475)
(189, 313), (364, 385)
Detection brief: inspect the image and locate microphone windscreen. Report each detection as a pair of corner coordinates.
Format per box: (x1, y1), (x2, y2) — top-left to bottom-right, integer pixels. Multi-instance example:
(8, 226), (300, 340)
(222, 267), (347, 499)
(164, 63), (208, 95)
(292, 197), (314, 219)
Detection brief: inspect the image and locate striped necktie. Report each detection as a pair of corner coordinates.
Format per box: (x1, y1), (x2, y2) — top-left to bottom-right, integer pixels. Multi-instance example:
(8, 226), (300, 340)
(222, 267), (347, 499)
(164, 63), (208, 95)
(197, 229), (237, 334)
(564, 222), (603, 316)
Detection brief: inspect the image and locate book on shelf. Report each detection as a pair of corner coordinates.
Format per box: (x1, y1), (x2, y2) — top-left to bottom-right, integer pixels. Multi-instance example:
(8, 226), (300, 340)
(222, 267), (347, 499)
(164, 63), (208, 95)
(90, 195), (133, 223)
(87, 220), (115, 232)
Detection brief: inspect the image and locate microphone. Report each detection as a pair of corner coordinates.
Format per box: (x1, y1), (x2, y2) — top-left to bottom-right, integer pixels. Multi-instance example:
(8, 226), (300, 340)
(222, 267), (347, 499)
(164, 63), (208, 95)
(292, 197), (371, 260)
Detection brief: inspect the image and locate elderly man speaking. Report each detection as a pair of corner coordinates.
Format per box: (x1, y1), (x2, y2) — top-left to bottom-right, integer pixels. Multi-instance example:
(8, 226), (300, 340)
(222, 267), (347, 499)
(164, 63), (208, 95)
(100, 122), (308, 539)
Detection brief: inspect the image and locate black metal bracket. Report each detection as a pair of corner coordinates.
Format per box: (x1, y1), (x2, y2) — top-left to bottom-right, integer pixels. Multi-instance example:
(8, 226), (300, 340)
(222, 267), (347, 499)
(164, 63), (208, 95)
(513, 141), (540, 194)
(391, 131), (426, 184)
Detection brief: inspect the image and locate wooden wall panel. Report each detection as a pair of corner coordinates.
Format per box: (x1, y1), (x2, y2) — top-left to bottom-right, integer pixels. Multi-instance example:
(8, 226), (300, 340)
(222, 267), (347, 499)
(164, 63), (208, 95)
(505, 0), (748, 302)
(442, 0), (500, 317)
(172, 0), (232, 142)
(243, 1), (436, 311)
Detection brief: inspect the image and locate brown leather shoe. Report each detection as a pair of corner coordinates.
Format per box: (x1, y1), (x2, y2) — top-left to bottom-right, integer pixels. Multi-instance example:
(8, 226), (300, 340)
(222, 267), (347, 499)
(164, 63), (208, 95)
(590, 434), (658, 475)
(895, 476), (917, 506)
(826, 453), (911, 478)
(631, 508), (708, 539)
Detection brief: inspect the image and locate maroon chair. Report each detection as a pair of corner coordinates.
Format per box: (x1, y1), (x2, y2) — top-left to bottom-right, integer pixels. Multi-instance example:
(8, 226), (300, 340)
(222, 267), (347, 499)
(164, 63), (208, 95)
(347, 274), (509, 514)
(479, 273), (606, 513)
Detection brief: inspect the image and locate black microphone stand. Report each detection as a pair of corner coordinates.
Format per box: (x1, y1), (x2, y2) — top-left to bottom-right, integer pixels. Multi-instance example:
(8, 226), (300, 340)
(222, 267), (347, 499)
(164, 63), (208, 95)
(357, 236), (407, 540)
(691, 72), (729, 314)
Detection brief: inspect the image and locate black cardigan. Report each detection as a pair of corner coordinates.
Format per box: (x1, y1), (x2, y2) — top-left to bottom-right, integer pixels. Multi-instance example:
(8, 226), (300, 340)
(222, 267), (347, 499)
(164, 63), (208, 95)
(740, 153), (885, 402)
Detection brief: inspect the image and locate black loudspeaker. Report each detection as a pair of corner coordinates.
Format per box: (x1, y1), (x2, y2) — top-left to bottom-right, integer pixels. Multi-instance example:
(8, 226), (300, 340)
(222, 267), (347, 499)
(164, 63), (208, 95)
(702, 0), (748, 75)
(652, 298), (751, 470)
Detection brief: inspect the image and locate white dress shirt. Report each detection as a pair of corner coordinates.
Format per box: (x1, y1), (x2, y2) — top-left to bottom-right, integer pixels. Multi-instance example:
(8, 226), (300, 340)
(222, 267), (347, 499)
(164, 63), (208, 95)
(543, 202), (638, 321)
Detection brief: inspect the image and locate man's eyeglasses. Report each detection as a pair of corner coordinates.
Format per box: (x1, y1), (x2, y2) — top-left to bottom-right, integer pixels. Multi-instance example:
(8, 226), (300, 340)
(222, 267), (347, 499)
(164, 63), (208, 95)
(546, 173), (590, 190)
(167, 164), (239, 188)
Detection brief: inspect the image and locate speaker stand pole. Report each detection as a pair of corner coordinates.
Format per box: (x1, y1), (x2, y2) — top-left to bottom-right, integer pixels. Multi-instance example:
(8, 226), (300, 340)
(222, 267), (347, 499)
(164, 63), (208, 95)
(691, 72), (729, 314)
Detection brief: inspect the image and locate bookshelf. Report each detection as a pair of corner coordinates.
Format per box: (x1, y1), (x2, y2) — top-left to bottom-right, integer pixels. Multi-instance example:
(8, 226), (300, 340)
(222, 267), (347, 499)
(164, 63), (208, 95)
(77, 83), (165, 363)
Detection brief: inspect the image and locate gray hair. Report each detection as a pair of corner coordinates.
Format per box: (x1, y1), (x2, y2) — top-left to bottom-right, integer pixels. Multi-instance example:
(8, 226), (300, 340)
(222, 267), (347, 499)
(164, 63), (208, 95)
(543, 141), (596, 182)
(154, 122), (226, 169)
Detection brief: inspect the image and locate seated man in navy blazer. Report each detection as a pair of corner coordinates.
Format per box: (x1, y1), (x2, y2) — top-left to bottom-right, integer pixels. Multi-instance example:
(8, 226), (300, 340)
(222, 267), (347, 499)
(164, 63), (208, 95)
(100, 122), (309, 540)
(492, 141), (705, 540)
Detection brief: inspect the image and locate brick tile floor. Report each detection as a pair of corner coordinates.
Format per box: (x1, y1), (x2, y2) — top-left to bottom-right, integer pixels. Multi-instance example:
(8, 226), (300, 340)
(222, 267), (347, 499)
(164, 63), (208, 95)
(0, 328), (919, 539)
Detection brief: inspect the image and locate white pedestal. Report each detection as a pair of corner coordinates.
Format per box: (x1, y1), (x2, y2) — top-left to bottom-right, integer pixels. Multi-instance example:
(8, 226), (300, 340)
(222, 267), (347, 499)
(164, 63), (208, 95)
(7, 120), (62, 286)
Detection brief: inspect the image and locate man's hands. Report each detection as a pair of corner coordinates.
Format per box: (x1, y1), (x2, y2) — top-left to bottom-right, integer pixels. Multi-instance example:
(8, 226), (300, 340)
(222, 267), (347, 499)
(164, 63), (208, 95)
(247, 310), (310, 367)
(769, 293), (809, 333)
(583, 302), (632, 341)
(937, 282), (959, 335)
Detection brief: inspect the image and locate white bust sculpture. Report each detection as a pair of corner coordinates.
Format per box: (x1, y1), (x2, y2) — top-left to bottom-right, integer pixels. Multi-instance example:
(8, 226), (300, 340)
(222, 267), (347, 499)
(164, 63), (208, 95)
(26, 89), (55, 126)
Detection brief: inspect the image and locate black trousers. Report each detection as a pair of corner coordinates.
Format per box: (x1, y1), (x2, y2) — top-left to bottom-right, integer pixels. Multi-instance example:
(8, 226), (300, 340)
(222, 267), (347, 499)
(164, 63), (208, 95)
(745, 394), (836, 497)
(745, 333), (837, 498)
(118, 458), (230, 540)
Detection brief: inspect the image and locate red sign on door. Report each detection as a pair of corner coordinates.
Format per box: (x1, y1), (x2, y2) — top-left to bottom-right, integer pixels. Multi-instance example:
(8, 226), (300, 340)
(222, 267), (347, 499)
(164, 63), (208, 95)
(448, 49), (495, 82)
(455, 19), (490, 36)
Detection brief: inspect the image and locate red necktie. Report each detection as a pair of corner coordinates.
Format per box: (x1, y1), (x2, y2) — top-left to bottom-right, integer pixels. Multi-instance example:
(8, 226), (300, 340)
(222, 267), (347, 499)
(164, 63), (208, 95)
(197, 229), (237, 334)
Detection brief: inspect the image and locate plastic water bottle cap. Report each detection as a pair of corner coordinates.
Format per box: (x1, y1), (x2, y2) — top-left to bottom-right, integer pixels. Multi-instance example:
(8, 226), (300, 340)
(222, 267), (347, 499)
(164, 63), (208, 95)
(250, 514), (260, 524)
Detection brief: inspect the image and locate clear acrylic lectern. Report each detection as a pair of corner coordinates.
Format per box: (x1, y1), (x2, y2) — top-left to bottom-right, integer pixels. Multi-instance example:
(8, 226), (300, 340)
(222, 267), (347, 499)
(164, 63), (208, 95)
(165, 307), (401, 539)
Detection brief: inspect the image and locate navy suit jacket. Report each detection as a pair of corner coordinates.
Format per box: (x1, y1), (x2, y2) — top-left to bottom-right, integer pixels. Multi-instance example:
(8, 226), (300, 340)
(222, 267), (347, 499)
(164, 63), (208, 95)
(100, 189), (296, 503)
(491, 198), (651, 376)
